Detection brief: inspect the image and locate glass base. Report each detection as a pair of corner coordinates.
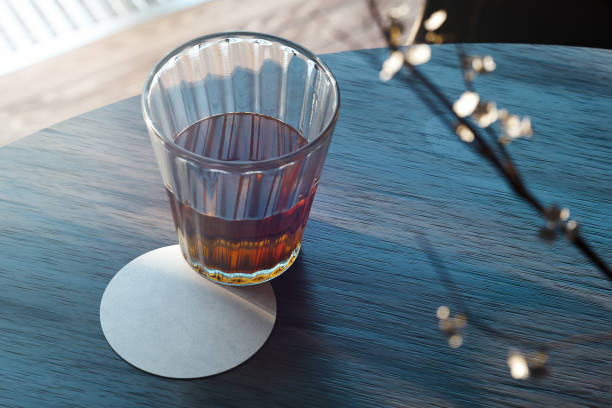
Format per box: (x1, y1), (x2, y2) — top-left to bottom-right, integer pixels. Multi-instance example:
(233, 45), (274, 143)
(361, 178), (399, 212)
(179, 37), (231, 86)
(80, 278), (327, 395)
(188, 243), (301, 286)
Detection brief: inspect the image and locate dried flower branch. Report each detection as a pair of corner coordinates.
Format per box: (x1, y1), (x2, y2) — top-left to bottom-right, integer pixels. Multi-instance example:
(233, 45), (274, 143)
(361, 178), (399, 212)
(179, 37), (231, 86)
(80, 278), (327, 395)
(367, 0), (611, 282)
(368, 0), (611, 381)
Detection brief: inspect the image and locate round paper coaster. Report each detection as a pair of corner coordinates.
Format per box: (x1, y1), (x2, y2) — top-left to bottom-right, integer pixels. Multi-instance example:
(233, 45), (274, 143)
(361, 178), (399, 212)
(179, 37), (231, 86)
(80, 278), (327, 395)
(100, 245), (277, 379)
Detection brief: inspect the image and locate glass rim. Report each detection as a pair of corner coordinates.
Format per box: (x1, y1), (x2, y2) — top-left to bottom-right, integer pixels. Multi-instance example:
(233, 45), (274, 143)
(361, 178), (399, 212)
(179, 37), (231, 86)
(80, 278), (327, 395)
(141, 31), (340, 172)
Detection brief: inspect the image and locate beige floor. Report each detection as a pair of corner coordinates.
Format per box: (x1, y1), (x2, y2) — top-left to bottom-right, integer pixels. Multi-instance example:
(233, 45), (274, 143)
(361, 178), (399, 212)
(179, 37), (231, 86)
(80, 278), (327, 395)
(0, 0), (386, 146)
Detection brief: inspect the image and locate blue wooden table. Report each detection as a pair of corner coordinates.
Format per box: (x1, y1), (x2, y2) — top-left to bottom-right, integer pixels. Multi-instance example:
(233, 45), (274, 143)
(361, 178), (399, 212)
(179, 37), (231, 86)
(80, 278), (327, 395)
(1, 45), (610, 407)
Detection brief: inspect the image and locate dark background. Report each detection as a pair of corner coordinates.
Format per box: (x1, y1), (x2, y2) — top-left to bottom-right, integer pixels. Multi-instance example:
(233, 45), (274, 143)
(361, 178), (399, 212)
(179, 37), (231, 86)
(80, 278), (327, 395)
(418, 0), (612, 49)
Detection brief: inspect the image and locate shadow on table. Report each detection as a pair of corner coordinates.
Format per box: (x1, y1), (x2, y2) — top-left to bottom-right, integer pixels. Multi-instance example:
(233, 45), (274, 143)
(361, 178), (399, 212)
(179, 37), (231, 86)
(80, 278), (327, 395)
(174, 219), (488, 407)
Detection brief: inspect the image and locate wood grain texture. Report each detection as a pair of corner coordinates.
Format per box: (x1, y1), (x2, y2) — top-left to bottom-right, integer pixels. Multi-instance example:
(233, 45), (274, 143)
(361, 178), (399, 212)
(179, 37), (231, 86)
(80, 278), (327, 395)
(0, 0), (388, 147)
(1, 45), (611, 407)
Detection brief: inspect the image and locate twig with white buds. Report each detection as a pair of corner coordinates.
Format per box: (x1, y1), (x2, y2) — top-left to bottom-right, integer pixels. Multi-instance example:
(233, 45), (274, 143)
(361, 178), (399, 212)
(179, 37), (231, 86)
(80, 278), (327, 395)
(367, 0), (611, 281)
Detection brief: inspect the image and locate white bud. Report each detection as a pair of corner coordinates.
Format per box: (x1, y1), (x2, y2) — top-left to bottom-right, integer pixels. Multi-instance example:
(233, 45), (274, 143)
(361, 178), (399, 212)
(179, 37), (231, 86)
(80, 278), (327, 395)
(406, 44), (431, 65)
(453, 91), (480, 118)
(483, 55), (496, 72)
(448, 334), (463, 348)
(379, 51), (404, 81)
(436, 305), (450, 320)
(456, 124), (475, 142)
(504, 115), (522, 138)
(473, 101), (498, 128)
(424, 10), (447, 31)
(508, 352), (530, 380)
(560, 208), (570, 221)
(520, 117), (533, 137)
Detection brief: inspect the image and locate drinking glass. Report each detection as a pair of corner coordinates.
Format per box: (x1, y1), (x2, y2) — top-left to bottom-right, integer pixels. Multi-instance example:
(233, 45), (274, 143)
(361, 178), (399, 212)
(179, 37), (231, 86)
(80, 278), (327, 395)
(142, 32), (339, 285)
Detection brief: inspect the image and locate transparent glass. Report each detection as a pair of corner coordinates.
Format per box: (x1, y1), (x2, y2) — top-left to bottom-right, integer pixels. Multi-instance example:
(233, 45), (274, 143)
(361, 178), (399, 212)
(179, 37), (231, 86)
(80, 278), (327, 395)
(142, 32), (339, 285)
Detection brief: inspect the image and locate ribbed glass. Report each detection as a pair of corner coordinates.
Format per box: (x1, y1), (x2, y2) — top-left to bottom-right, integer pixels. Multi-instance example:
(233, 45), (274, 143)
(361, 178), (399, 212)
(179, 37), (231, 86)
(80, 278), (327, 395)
(142, 32), (339, 285)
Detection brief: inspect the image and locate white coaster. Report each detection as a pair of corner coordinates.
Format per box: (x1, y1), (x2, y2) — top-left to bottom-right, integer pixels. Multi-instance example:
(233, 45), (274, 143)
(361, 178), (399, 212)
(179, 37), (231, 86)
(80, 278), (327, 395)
(100, 245), (277, 379)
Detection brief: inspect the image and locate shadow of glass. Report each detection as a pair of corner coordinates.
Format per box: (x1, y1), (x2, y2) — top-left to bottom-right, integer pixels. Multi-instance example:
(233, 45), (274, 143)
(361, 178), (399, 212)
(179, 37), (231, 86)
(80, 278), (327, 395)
(171, 219), (489, 407)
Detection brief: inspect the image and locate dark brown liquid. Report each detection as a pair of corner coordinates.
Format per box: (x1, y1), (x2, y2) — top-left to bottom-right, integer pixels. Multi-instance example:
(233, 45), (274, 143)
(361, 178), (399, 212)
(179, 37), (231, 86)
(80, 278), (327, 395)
(173, 112), (307, 161)
(168, 113), (314, 284)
